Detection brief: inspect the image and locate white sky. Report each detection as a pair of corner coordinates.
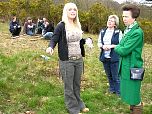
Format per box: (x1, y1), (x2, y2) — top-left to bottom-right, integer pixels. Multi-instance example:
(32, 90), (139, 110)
(113, 0), (152, 6)
(113, 0), (144, 4)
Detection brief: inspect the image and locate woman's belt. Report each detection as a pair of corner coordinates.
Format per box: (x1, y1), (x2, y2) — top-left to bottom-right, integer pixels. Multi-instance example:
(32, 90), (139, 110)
(68, 55), (82, 60)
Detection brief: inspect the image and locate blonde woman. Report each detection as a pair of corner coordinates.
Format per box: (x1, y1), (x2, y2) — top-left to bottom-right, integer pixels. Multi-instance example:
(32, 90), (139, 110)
(46, 3), (89, 114)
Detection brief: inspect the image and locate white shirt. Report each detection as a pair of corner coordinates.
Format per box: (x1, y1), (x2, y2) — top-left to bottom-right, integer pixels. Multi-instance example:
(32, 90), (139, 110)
(97, 28), (122, 58)
(98, 29), (122, 48)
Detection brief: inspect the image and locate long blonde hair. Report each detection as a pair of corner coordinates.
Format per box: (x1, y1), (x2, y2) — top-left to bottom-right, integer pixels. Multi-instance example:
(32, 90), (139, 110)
(62, 3), (82, 31)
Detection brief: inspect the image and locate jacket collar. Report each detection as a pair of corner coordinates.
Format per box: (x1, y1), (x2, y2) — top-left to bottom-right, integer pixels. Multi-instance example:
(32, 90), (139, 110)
(127, 21), (137, 29)
(131, 22), (139, 29)
(124, 22), (139, 36)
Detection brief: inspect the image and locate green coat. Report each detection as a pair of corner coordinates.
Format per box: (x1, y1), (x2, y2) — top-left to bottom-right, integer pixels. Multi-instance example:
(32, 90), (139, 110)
(114, 23), (144, 105)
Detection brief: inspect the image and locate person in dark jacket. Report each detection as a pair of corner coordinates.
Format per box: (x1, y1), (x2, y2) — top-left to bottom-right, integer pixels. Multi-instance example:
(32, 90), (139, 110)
(46, 2), (90, 114)
(98, 15), (122, 96)
(9, 14), (21, 38)
(42, 21), (54, 40)
(23, 17), (36, 36)
(36, 17), (43, 34)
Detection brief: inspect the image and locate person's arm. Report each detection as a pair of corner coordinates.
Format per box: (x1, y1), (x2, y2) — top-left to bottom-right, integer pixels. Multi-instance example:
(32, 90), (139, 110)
(98, 31), (112, 50)
(9, 21), (14, 31)
(45, 24), (51, 33)
(119, 30), (123, 42)
(48, 22), (54, 32)
(16, 19), (21, 27)
(97, 30), (112, 50)
(46, 22), (63, 55)
(114, 30), (143, 56)
(97, 32), (103, 48)
(80, 38), (85, 45)
(49, 23), (62, 48)
(23, 22), (27, 34)
(50, 23), (54, 32)
(80, 36), (93, 47)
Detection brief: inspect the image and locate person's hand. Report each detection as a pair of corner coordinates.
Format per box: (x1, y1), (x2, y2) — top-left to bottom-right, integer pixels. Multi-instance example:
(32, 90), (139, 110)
(106, 45), (116, 49)
(46, 22), (49, 25)
(102, 45), (111, 51)
(27, 25), (33, 28)
(46, 47), (54, 55)
(85, 37), (93, 48)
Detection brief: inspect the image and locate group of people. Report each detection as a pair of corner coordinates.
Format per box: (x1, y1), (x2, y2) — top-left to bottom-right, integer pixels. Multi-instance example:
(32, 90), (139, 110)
(9, 2), (144, 114)
(9, 15), (54, 39)
(97, 4), (144, 114)
(46, 2), (144, 114)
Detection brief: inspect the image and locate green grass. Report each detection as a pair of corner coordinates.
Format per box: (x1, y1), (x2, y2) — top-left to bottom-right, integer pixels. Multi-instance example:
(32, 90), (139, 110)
(0, 23), (152, 114)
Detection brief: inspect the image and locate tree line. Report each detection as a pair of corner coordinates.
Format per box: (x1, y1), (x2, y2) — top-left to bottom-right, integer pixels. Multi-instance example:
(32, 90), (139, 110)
(0, 0), (152, 43)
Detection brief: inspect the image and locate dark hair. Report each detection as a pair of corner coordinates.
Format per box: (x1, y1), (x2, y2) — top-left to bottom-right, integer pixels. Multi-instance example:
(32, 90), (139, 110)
(38, 17), (43, 20)
(122, 4), (140, 18)
(11, 13), (16, 20)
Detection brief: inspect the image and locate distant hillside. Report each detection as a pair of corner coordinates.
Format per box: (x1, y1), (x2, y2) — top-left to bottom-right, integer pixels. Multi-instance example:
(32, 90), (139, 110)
(52, 0), (152, 20)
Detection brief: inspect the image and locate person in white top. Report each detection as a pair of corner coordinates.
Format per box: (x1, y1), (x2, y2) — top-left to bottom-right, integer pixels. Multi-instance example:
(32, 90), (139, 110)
(98, 15), (122, 95)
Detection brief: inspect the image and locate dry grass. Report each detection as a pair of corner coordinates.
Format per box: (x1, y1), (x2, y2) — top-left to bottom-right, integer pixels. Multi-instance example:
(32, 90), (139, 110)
(0, 33), (48, 56)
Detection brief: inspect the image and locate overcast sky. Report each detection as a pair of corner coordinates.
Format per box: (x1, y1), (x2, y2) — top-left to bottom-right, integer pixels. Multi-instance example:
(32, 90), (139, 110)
(113, 0), (152, 6)
(113, 0), (146, 4)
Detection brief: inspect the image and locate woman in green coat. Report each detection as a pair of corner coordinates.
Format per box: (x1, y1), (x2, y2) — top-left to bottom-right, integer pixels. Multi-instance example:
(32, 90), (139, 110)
(114, 4), (144, 114)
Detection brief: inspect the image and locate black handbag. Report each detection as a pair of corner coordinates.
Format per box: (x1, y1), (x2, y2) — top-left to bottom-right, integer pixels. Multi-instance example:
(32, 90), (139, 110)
(130, 51), (145, 81)
(130, 68), (145, 81)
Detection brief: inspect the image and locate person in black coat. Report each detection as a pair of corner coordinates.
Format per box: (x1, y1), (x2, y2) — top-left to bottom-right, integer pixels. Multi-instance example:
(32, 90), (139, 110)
(9, 14), (21, 38)
(46, 3), (90, 114)
(42, 21), (54, 40)
(36, 17), (43, 34)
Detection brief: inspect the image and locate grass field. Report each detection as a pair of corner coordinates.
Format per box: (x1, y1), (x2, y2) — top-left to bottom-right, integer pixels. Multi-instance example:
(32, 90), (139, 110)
(0, 22), (152, 114)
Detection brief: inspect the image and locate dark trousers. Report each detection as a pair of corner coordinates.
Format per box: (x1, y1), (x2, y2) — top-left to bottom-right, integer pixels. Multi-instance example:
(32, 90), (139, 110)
(103, 59), (120, 95)
(59, 58), (85, 114)
(10, 27), (21, 36)
(36, 27), (42, 34)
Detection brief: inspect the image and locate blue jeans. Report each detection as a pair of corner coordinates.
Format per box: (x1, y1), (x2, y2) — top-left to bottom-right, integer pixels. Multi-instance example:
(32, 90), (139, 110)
(43, 32), (53, 40)
(27, 30), (34, 36)
(26, 26), (36, 36)
(103, 59), (120, 95)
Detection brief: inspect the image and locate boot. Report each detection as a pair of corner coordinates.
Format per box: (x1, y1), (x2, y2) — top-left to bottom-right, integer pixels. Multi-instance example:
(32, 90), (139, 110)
(130, 105), (134, 114)
(132, 103), (143, 114)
